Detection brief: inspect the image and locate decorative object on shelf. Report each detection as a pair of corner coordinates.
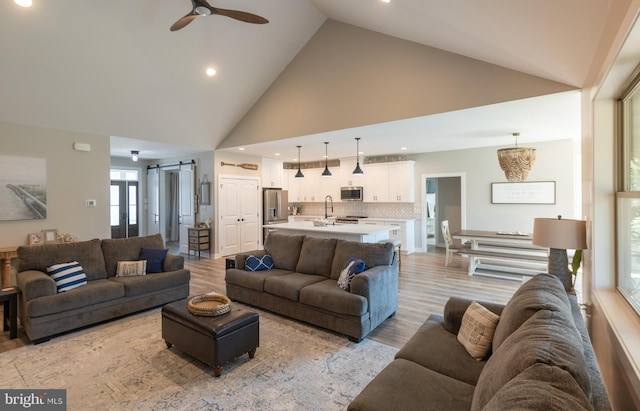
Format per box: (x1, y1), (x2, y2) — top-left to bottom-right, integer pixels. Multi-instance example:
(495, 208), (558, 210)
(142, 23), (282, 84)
(321, 142), (332, 177)
(295, 145), (304, 178)
(131, 150), (139, 162)
(188, 292), (231, 316)
(497, 132), (536, 182)
(532, 215), (587, 291)
(28, 232), (43, 246)
(42, 228), (58, 244)
(353, 138), (364, 175)
(220, 161), (258, 170)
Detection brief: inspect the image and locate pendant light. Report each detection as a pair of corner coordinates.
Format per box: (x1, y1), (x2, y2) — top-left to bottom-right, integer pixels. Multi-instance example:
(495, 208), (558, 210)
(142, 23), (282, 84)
(295, 145), (304, 178)
(321, 142), (332, 177)
(497, 132), (536, 182)
(352, 137), (364, 175)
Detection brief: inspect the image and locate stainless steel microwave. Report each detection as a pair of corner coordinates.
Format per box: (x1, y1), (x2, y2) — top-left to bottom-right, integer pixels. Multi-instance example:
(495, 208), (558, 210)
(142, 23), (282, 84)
(340, 186), (364, 201)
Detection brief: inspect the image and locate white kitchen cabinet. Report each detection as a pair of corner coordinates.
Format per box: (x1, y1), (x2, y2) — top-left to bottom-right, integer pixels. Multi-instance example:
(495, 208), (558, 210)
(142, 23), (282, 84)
(388, 162), (415, 202)
(298, 167), (339, 202)
(362, 163), (389, 202)
(339, 158), (365, 188)
(262, 158), (284, 188)
(362, 161), (414, 202)
(284, 169), (301, 202)
(360, 218), (415, 254)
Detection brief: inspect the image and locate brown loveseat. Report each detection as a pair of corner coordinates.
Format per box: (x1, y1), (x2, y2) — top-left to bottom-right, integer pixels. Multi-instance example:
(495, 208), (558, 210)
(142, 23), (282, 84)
(16, 234), (190, 343)
(348, 273), (610, 410)
(225, 233), (399, 342)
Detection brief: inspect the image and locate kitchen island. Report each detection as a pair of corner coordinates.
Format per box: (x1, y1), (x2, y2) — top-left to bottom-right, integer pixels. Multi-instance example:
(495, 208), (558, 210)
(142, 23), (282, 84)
(266, 221), (396, 243)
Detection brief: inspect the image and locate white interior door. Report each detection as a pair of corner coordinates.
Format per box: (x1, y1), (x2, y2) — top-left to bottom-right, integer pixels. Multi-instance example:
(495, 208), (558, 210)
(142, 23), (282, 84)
(147, 168), (160, 236)
(178, 165), (195, 254)
(239, 179), (259, 252)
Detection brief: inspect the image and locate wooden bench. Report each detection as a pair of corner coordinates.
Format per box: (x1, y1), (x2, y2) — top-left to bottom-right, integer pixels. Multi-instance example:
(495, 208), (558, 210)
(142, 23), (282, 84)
(458, 249), (548, 277)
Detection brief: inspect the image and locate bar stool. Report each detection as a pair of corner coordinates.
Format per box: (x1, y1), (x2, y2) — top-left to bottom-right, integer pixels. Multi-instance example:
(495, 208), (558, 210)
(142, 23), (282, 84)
(379, 239), (402, 269)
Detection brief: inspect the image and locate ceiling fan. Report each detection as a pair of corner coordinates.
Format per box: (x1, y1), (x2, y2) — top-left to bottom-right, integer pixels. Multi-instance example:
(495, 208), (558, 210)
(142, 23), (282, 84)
(170, 0), (269, 31)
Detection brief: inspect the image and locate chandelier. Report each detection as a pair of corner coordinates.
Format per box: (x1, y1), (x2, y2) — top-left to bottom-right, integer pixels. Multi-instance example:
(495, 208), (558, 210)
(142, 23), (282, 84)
(497, 133), (536, 182)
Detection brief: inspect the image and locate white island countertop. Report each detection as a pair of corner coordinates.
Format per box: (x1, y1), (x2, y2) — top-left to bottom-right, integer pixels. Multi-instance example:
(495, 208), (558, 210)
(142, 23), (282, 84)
(267, 221), (397, 243)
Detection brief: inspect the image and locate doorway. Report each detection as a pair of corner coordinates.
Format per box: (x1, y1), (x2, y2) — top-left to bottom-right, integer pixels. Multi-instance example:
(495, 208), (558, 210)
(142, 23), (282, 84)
(109, 180), (139, 239)
(421, 173), (466, 252)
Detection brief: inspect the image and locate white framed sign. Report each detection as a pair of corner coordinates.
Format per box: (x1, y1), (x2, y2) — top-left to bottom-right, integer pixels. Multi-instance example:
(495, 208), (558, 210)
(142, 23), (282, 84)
(491, 181), (556, 204)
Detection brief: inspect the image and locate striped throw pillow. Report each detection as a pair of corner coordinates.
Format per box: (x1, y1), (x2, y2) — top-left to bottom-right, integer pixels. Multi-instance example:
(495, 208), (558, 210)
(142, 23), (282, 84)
(46, 260), (88, 293)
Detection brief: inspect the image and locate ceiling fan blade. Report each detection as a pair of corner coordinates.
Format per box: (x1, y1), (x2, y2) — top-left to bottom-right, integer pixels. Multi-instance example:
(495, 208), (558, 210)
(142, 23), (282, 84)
(211, 7), (269, 24)
(170, 13), (199, 31)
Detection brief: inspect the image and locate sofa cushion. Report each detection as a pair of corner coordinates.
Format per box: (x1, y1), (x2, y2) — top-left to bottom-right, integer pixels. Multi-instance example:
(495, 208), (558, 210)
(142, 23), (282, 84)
(17, 238), (107, 281)
(348, 358), (476, 411)
(295, 237), (337, 277)
(101, 234), (165, 277)
(116, 260), (147, 277)
(492, 273), (570, 353)
(26, 279), (124, 318)
(330, 240), (394, 280)
(482, 363), (594, 411)
(138, 247), (169, 274)
(299, 279), (368, 316)
(337, 257), (366, 291)
(457, 301), (500, 360)
(245, 254), (274, 271)
(46, 261), (88, 293)
(110, 269), (190, 297)
(225, 268), (291, 292)
(264, 273), (326, 301)
(471, 308), (592, 411)
(264, 233), (305, 271)
(395, 314), (488, 386)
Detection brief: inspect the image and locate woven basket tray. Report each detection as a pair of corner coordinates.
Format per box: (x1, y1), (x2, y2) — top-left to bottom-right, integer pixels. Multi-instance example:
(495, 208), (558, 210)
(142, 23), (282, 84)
(188, 293), (231, 316)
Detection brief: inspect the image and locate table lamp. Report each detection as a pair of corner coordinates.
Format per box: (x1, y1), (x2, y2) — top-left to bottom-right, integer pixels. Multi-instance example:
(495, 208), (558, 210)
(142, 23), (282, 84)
(532, 216), (587, 291)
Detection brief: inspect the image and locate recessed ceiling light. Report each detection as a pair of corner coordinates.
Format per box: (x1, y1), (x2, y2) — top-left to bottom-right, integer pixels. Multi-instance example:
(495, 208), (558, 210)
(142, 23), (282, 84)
(206, 67), (216, 77)
(275, 153), (280, 156)
(238, 147), (245, 151)
(381, 0), (391, 3)
(401, 147), (407, 151)
(14, 0), (32, 7)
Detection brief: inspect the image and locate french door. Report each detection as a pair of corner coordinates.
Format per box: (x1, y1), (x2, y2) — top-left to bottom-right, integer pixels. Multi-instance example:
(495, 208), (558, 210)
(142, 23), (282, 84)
(110, 181), (139, 239)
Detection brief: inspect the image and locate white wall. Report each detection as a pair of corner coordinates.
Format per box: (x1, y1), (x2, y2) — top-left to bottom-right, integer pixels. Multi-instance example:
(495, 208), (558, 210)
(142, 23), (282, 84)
(0, 121), (110, 248)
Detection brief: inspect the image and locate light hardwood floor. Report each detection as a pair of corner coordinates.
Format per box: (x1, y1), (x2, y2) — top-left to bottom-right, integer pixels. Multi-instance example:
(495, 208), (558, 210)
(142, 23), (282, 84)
(0, 248), (522, 352)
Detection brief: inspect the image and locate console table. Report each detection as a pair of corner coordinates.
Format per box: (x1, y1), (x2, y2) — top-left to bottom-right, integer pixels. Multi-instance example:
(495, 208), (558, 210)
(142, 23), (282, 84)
(452, 230), (548, 278)
(0, 246), (18, 288)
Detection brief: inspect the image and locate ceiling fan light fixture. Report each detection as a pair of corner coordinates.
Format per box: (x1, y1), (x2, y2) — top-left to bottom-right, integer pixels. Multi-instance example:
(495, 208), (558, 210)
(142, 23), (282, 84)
(497, 132), (536, 182)
(295, 145), (304, 178)
(321, 142), (332, 177)
(353, 137), (364, 175)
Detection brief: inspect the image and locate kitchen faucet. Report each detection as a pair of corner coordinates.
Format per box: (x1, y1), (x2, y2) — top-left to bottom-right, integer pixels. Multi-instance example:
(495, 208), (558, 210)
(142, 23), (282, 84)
(324, 195), (334, 219)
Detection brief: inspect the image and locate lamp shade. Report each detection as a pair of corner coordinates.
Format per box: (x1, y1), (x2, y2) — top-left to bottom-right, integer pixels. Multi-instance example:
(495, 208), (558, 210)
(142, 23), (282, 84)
(532, 217), (587, 250)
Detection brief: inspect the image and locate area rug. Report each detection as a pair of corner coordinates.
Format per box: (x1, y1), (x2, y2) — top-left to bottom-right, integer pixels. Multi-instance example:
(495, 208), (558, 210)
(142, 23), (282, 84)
(0, 306), (398, 410)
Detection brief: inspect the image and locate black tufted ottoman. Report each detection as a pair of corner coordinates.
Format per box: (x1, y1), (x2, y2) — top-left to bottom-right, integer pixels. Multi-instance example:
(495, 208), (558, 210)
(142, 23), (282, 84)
(162, 298), (259, 377)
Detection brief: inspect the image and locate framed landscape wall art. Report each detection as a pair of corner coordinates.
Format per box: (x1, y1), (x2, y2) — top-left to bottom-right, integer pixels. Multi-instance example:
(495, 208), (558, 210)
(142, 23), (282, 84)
(0, 155), (47, 221)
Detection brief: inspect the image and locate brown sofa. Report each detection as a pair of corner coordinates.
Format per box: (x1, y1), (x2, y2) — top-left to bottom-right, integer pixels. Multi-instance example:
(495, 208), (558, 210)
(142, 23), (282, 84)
(349, 273), (610, 410)
(16, 234), (190, 343)
(225, 233), (399, 342)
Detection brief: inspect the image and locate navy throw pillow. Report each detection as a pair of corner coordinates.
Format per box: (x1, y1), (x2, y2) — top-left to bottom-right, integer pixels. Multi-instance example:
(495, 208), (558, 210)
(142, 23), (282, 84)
(245, 254), (274, 271)
(337, 257), (366, 291)
(138, 248), (168, 273)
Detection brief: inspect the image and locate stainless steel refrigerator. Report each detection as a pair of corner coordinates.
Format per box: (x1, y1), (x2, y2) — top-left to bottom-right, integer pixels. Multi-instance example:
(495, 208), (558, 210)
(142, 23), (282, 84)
(263, 188), (288, 225)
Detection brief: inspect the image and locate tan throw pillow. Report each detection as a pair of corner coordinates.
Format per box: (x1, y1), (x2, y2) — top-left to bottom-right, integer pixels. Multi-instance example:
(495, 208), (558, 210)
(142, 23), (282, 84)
(116, 260), (147, 277)
(457, 301), (500, 360)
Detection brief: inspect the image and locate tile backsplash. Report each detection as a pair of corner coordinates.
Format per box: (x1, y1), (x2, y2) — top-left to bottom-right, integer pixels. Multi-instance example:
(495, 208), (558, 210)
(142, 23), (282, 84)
(291, 202), (419, 220)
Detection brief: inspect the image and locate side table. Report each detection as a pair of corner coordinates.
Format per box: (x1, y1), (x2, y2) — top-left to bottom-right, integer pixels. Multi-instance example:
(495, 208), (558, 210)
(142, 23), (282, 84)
(1, 286), (20, 339)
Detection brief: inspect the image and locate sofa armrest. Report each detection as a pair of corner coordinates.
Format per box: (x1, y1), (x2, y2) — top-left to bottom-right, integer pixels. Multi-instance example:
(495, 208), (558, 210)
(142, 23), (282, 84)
(443, 297), (505, 334)
(233, 250), (266, 271)
(163, 253), (184, 271)
(16, 270), (57, 302)
(350, 265), (398, 326)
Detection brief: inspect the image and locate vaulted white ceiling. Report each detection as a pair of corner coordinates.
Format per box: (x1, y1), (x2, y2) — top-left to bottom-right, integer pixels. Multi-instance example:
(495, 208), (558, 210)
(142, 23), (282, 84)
(0, 0), (618, 162)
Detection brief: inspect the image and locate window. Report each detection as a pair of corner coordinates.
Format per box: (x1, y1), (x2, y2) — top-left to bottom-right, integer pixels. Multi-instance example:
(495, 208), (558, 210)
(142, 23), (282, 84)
(618, 80), (640, 315)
